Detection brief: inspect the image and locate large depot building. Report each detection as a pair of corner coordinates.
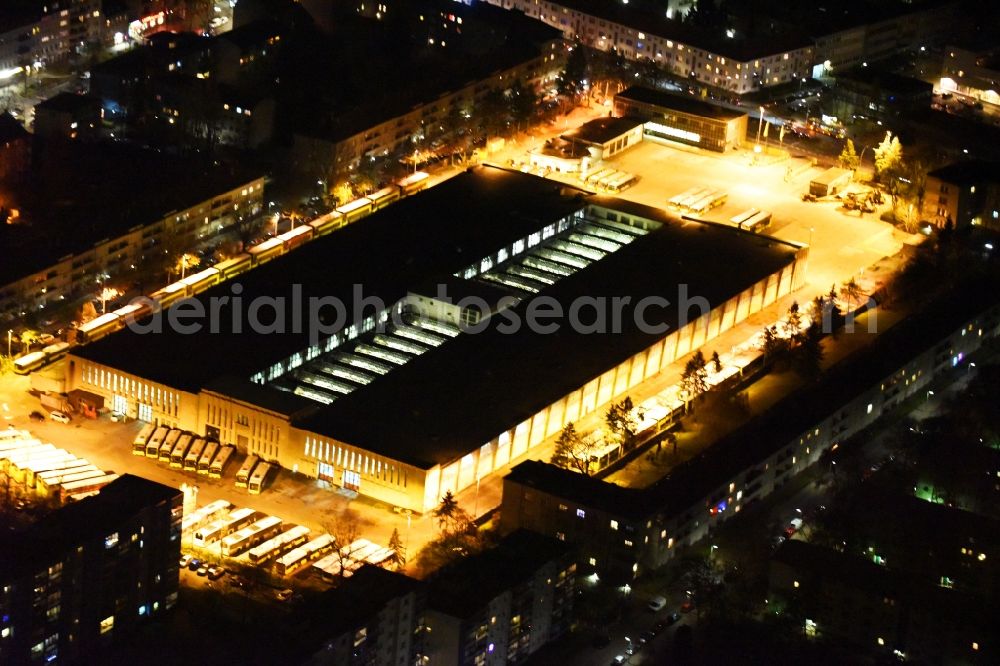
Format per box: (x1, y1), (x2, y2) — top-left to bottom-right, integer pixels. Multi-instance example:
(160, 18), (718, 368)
(67, 167), (806, 513)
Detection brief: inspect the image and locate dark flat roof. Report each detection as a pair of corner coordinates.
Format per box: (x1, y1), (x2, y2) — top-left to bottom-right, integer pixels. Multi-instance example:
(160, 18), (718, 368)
(35, 92), (101, 114)
(0, 475), (179, 574)
(299, 203), (799, 468)
(427, 530), (571, 618)
(73, 168), (590, 396)
(834, 67), (934, 97)
(617, 86), (747, 122)
(541, 0), (811, 60)
(301, 565), (422, 636)
(562, 116), (644, 146)
(505, 277), (1000, 520)
(0, 141), (261, 286)
(927, 160), (1000, 185)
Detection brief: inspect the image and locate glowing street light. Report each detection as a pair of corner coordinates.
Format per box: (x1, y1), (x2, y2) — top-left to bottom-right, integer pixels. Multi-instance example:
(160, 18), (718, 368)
(98, 287), (122, 314)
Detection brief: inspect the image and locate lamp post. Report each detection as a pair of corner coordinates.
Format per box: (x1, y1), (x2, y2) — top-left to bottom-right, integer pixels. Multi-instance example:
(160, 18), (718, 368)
(6, 329), (11, 358)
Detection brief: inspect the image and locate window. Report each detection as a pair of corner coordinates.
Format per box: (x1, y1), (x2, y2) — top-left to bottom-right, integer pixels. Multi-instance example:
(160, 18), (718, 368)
(100, 616), (114, 635)
(610, 520), (619, 530)
(104, 533), (119, 549)
(576, 509), (586, 518)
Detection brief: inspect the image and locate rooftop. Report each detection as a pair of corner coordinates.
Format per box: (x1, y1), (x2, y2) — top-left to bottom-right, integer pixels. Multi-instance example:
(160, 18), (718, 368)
(542, 0), (811, 60)
(506, 277), (1000, 520)
(561, 116), (644, 146)
(616, 86), (748, 122)
(72, 167), (589, 397)
(0, 140), (262, 286)
(0, 474), (179, 575)
(0, 112), (29, 144)
(301, 565), (422, 638)
(34, 92), (102, 115)
(927, 159), (1000, 186)
(296, 198), (799, 467)
(427, 530), (571, 618)
(833, 67), (934, 97)
(744, 0), (955, 40)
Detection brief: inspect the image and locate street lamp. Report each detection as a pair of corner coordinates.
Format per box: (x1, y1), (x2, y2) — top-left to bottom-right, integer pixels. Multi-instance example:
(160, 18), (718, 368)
(809, 227), (815, 246)
(6, 329), (11, 358)
(925, 390), (934, 402)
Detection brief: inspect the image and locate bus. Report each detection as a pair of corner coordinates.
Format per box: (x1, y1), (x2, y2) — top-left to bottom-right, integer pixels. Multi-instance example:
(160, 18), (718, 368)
(221, 507), (258, 536)
(145, 426), (169, 458)
(741, 210), (773, 233)
(247, 525), (311, 566)
(215, 253), (253, 280)
(41, 342), (70, 362)
(132, 423), (155, 455)
(235, 454), (259, 488)
(183, 438), (206, 471)
(169, 434), (193, 468)
(181, 499), (232, 533)
(59, 473), (118, 502)
(13, 352), (47, 375)
(274, 534), (335, 576)
(364, 547), (396, 567)
(397, 171), (429, 196)
(179, 267), (220, 295)
(220, 516), (283, 557)
(336, 197), (374, 225)
(668, 186), (702, 207)
(678, 188), (711, 209)
(112, 301), (153, 328)
(150, 281), (188, 310)
(729, 208), (759, 226)
(159, 429), (182, 462)
(366, 186), (400, 210)
(247, 237), (284, 265)
(209, 445), (234, 478)
(194, 518), (228, 545)
(247, 462), (272, 495)
(607, 172), (637, 193)
(76, 312), (122, 343)
(196, 441), (218, 474)
(308, 211), (344, 237)
(278, 224), (314, 252)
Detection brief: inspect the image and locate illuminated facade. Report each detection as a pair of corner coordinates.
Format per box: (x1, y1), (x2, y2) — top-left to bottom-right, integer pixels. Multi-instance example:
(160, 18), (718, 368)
(614, 86), (748, 152)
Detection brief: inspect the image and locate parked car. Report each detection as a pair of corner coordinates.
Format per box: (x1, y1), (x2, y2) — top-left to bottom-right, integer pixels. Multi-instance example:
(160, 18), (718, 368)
(647, 595), (667, 611)
(187, 558), (203, 572)
(276, 588), (294, 601)
(207, 566), (226, 580)
(640, 630), (655, 644)
(29, 411), (45, 422)
(179, 554), (192, 568)
(665, 611), (681, 626)
(49, 411), (71, 424)
(196, 564), (210, 576)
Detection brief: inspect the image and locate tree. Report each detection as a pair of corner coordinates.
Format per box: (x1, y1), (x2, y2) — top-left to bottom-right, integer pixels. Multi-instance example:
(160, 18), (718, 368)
(558, 42), (588, 97)
(783, 301), (802, 341)
(840, 278), (864, 312)
(873, 131), (903, 183)
(388, 527), (406, 570)
(433, 490), (460, 531)
(19, 330), (40, 354)
(605, 396), (639, 449)
(711, 350), (722, 374)
(78, 301), (98, 325)
(507, 81), (539, 131)
(681, 351), (709, 400)
(323, 509), (363, 580)
(551, 422), (598, 475)
(791, 322), (824, 379)
(762, 325), (787, 360)
(838, 138), (860, 171)
(172, 252), (201, 282)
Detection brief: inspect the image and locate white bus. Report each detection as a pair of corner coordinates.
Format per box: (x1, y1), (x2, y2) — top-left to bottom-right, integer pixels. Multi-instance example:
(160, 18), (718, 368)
(247, 462), (272, 495)
(235, 454), (259, 488)
(13, 352), (47, 375)
(742, 210), (773, 232)
(194, 518), (228, 545)
(169, 434), (193, 468)
(145, 426), (169, 458)
(197, 441), (219, 474)
(209, 446), (234, 479)
(274, 534), (335, 576)
(220, 516), (283, 557)
(184, 438), (206, 472)
(132, 423), (155, 455)
(181, 499), (232, 533)
(668, 186), (703, 207)
(159, 429), (182, 462)
(248, 525), (311, 566)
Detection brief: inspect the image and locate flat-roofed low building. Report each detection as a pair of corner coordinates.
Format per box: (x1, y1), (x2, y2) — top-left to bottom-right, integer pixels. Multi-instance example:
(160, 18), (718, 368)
(529, 117), (645, 174)
(613, 86), (748, 152)
(67, 166), (806, 513)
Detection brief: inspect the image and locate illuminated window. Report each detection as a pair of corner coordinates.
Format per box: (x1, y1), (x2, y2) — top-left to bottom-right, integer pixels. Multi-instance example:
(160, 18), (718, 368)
(104, 533), (119, 549)
(588, 557), (596, 566)
(877, 637), (885, 646)
(100, 616), (114, 634)
(576, 509), (586, 518)
(610, 520), (619, 530)
(793, 580), (800, 588)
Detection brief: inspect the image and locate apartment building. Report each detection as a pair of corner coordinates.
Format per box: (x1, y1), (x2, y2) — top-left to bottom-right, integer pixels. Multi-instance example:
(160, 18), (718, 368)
(923, 160), (1000, 229)
(0, 475), (182, 664)
(500, 286), (1000, 580)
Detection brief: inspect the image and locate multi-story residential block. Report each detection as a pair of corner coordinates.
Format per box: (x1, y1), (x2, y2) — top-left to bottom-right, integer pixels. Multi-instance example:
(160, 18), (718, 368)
(301, 565), (426, 666)
(0, 475), (182, 664)
(33, 92), (104, 140)
(0, 140), (264, 322)
(486, 0), (814, 94)
(770, 539), (996, 663)
(425, 530), (575, 665)
(922, 160), (1000, 228)
(500, 285), (1000, 580)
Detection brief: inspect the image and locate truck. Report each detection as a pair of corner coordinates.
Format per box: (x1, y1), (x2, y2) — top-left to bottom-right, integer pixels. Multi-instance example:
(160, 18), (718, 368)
(809, 167), (852, 197)
(40, 393), (73, 413)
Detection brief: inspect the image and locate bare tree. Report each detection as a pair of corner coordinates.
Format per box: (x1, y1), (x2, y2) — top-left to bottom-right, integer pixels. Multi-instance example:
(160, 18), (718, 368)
(323, 509), (362, 580)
